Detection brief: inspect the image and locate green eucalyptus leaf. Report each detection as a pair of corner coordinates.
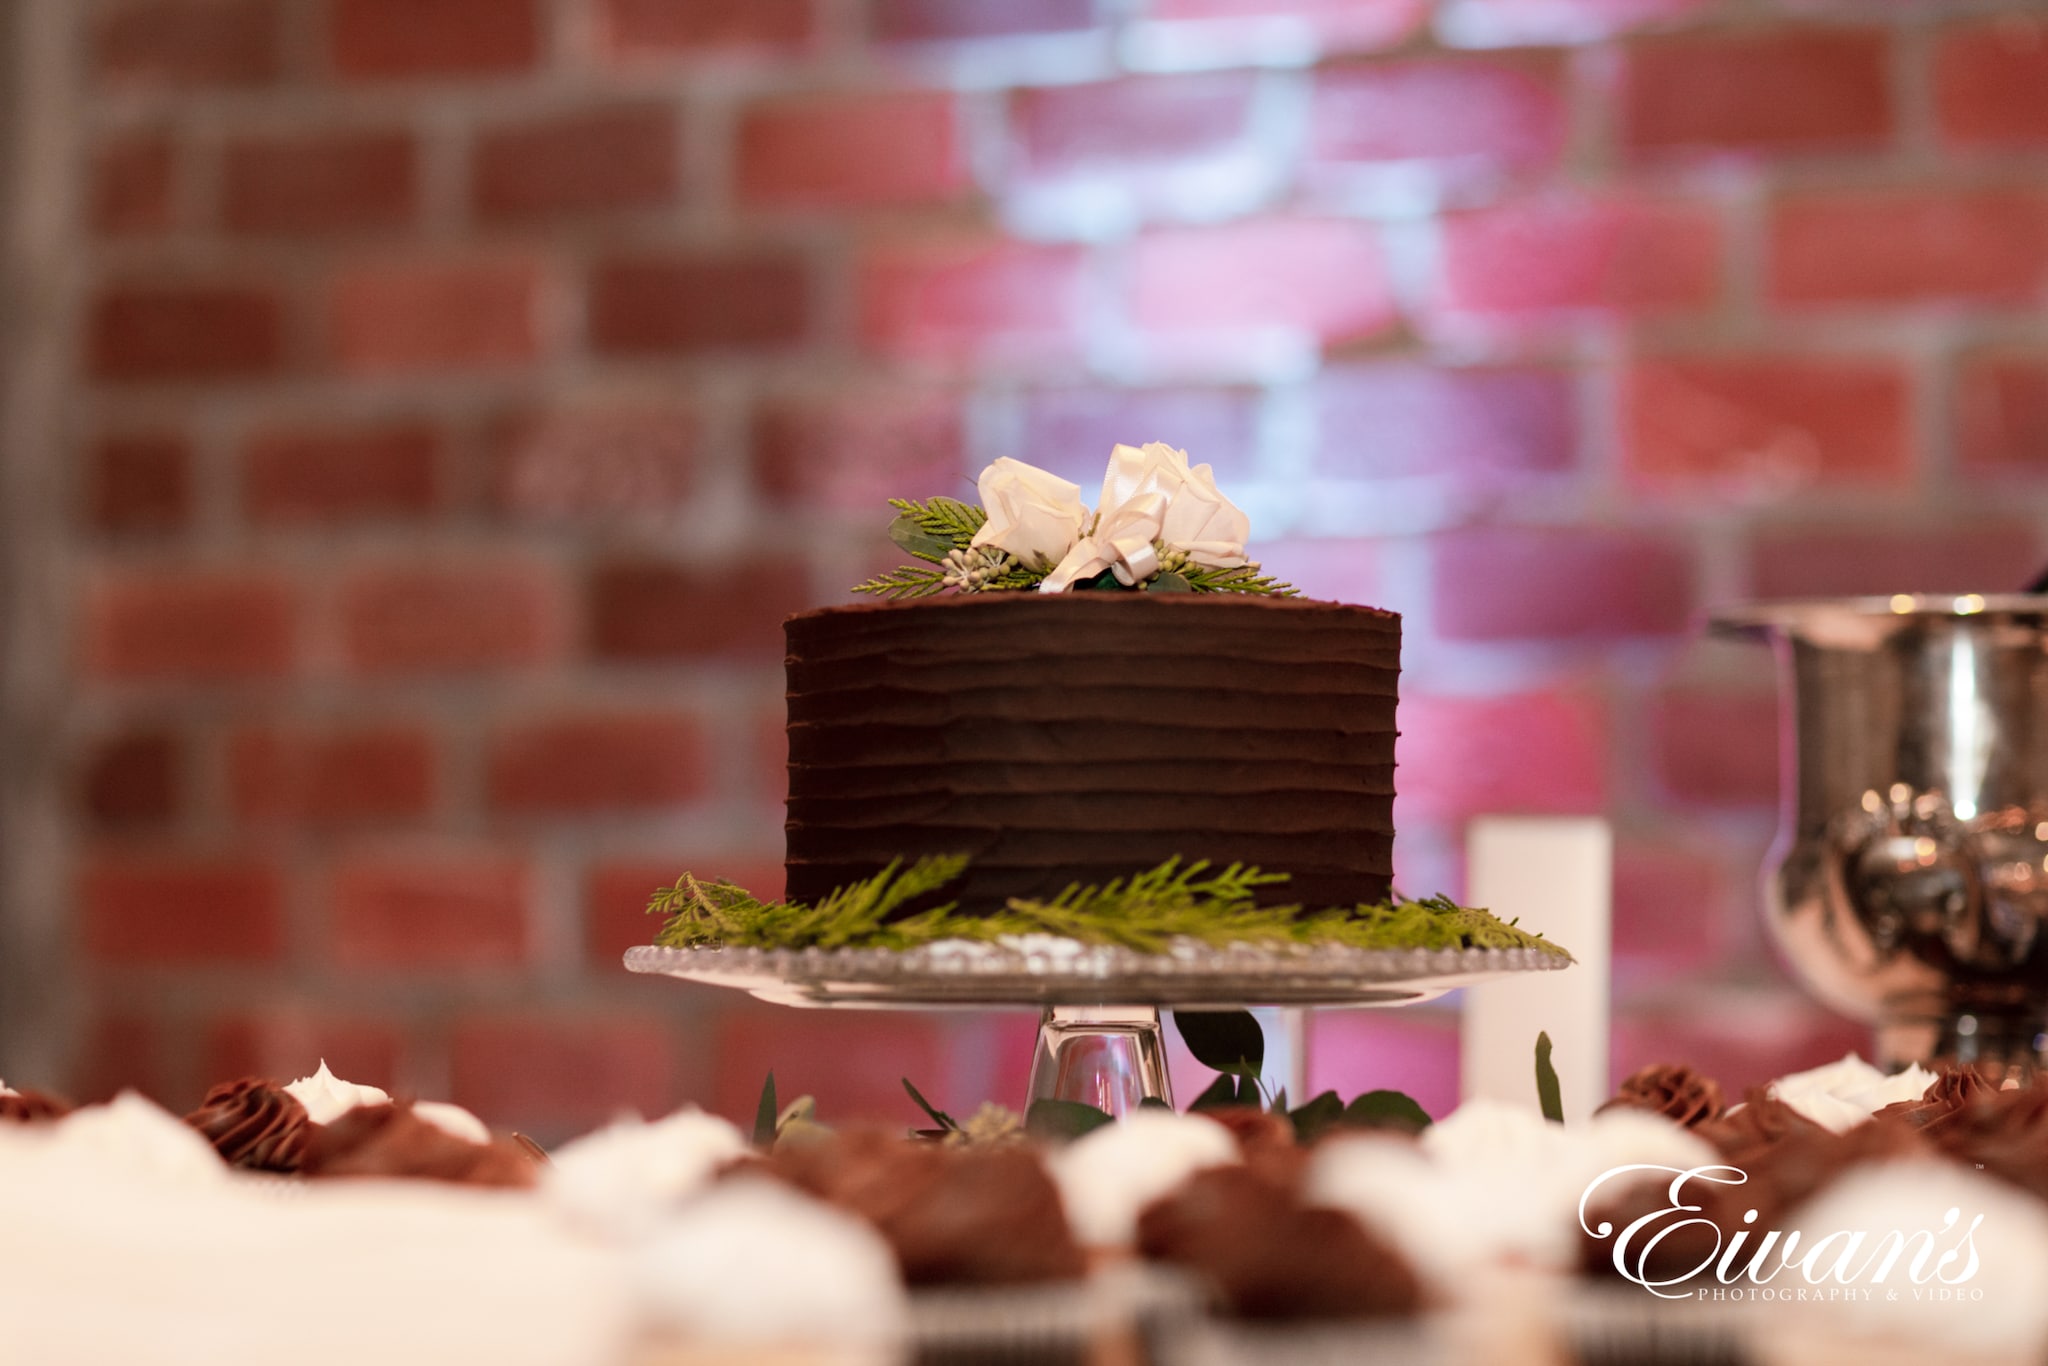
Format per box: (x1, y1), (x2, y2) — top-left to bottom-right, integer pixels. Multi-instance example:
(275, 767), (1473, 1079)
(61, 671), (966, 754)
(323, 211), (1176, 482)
(1342, 1089), (1433, 1134)
(1175, 1009), (1265, 1079)
(1149, 572), (1192, 593)
(888, 513), (955, 562)
(752, 1072), (778, 1150)
(1288, 1090), (1346, 1142)
(1189, 1073), (1239, 1112)
(1536, 1031), (1564, 1124)
(1026, 1098), (1115, 1141)
(1077, 570), (1125, 591)
(901, 1077), (957, 1132)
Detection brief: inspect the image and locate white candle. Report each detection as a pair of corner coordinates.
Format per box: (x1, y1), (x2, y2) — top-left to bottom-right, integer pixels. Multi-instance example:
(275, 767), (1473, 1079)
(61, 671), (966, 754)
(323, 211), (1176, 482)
(1460, 816), (1611, 1121)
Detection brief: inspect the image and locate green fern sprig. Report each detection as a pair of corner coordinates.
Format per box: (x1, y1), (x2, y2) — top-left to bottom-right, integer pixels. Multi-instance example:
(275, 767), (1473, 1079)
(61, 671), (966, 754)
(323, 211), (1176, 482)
(887, 496), (986, 547)
(850, 564), (950, 600)
(648, 856), (1570, 960)
(1181, 562), (1298, 597)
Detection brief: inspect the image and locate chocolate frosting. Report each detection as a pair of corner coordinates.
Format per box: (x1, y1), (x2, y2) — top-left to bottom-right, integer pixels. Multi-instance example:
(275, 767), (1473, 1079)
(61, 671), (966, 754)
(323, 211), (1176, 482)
(759, 1130), (1084, 1286)
(1695, 1089), (1828, 1162)
(783, 594), (1399, 914)
(0, 1088), (73, 1124)
(184, 1078), (311, 1173)
(1872, 1064), (1995, 1137)
(1598, 1063), (1724, 1128)
(302, 1103), (538, 1189)
(1138, 1165), (1423, 1321)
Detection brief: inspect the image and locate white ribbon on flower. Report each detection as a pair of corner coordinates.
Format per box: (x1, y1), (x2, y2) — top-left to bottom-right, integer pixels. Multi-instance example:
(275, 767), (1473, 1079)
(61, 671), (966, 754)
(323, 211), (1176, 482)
(1039, 443), (1251, 593)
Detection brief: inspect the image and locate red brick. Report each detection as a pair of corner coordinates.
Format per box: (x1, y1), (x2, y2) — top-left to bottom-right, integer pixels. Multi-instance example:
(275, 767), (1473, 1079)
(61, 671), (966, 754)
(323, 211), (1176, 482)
(1305, 1013), (1459, 1121)
(1309, 56), (1566, 173)
(857, 238), (1085, 362)
(472, 105), (680, 222)
(202, 1010), (403, 1092)
(92, 134), (175, 237)
(1611, 1004), (1868, 1104)
(754, 392), (964, 512)
(80, 731), (180, 830)
(492, 405), (696, 520)
(337, 559), (564, 675)
(1397, 691), (1607, 824)
(1611, 840), (1734, 984)
(83, 570), (296, 681)
(222, 130), (416, 236)
(1748, 524), (2040, 599)
(1431, 528), (1694, 641)
(1131, 219), (1394, 344)
(588, 560), (810, 662)
(1017, 387), (1259, 488)
(712, 1006), (944, 1125)
(1647, 687), (1779, 807)
(87, 432), (191, 535)
(95, 0), (280, 89)
(70, 1011), (168, 1105)
(1957, 353), (2048, 476)
(1621, 357), (1910, 487)
(1312, 364), (1575, 480)
(1015, 73), (1257, 177)
(88, 283), (284, 383)
(1141, 0), (1424, 54)
(1434, 0), (1715, 46)
(1936, 19), (2048, 148)
(871, 0), (1096, 43)
(738, 92), (963, 210)
(330, 0), (540, 79)
(1434, 195), (1721, 317)
(79, 853), (285, 965)
(241, 420), (440, 526)
(600, 0), (813, 55)
(487, 713), (707, 814)
(450, 1012), (679, 1137)
(590, 251), (810, 356)
(1770, 189), (2048, 306)
(330, 256), (542, 374)
(329, 848), (529, 970)
(1622, 29), (1893, 155)
(588, 858), (785, 966)
(229, 724), (435, 826)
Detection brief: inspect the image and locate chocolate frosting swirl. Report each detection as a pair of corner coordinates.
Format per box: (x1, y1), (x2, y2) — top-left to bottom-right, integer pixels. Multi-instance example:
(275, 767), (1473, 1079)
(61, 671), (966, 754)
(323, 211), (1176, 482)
(1695, 1088), (1828, 1162)
(1872, 1064), (1994, 1137)
(1138, 1165), (1423, 1321)
(302, 1103), (538, 1189)
(184, 1078), (311, 1173)
(1598, 1063), (1724, 1128)
(0, 1088), (73, 1124)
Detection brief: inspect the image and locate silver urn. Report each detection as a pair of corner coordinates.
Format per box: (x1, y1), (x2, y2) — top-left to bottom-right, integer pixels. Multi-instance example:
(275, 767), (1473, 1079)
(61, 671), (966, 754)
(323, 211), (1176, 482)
(1711, 594), (2048, 1076)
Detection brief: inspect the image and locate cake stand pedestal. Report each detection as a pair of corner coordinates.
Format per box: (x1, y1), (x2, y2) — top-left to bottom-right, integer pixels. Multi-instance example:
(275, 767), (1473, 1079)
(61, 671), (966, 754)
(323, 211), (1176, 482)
(625, 940), (1570, 1116)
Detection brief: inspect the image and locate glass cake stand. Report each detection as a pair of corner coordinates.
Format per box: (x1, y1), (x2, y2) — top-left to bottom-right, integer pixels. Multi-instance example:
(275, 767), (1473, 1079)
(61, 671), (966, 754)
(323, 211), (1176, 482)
(624, 939), (1569, 1114)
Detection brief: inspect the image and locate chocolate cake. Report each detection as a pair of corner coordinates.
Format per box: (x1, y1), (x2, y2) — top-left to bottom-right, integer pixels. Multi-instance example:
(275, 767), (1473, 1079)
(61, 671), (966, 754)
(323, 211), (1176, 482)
(784, 592), (1400, 914)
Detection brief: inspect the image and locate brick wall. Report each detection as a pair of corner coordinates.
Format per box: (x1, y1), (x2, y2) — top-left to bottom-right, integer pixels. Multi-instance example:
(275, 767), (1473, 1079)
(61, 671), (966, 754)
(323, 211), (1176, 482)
(19, 0), (2048, 1135)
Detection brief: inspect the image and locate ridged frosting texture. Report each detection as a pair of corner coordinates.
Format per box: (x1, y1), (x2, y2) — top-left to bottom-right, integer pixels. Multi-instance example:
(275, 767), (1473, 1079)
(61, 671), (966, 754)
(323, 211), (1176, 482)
(784, 594), (1398, 914)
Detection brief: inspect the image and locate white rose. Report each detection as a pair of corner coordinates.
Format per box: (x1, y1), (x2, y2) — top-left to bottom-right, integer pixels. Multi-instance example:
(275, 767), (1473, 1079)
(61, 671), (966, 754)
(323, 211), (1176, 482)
(1041, 443), (1251, 592)
(970, 457), (1086, 571)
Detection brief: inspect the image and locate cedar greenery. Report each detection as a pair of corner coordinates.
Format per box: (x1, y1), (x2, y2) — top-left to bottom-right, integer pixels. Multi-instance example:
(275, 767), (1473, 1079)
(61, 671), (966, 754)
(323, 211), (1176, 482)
(647, 856), (1570, 960)
(849, 494), (1297, 600)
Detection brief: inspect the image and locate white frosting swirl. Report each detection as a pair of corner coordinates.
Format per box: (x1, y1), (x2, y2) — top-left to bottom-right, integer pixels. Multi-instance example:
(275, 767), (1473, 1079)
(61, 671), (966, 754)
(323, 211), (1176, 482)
(633, 1179), (906, 1350)
(1768, 1053), (1939, 1132)
(412, 1101), (491, 1146)
(1048, 1108), (1240, 1248)
(284, 1060), (390, 1124)
(1773, 1159), (2048, 1354)
(545, 1108), (749, 1238)
(33, 1092), (228, 1185)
